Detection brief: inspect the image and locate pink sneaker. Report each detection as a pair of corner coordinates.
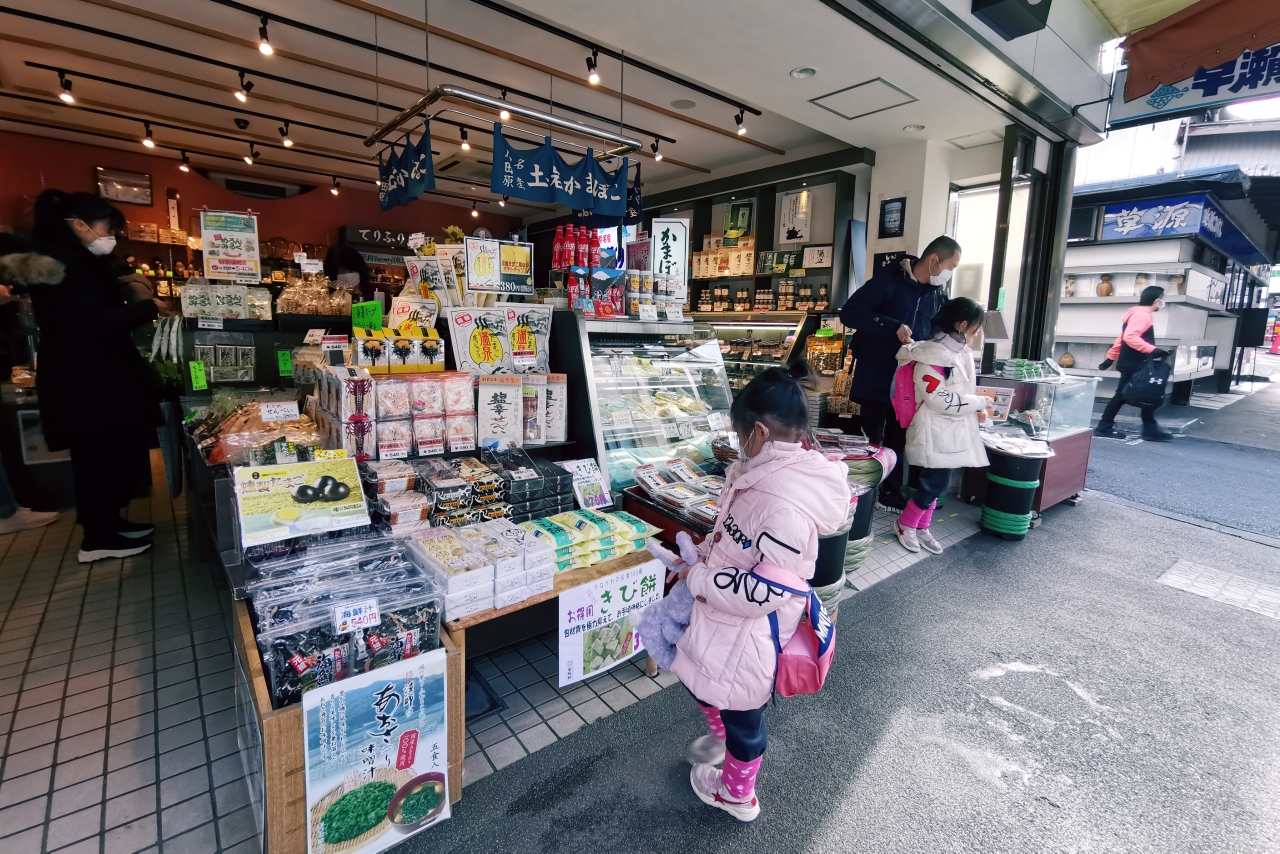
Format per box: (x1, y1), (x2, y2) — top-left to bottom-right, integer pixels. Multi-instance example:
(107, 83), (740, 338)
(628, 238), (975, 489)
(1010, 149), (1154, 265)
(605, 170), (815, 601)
(689, 763), (760, 822)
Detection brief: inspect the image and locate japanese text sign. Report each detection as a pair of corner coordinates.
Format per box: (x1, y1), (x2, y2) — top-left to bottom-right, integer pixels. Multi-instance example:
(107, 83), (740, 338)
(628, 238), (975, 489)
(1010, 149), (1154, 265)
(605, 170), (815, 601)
(378, 127), (436, 212)
(650, 218), (688, 295)
(558, 559), (664, 687)
(200, 211), (260, 282)
(489, 125), (627, 215)
(352, 301), (384, 331)
(1100, 193), (1266, 264)
(1111, 45), (1280, 128)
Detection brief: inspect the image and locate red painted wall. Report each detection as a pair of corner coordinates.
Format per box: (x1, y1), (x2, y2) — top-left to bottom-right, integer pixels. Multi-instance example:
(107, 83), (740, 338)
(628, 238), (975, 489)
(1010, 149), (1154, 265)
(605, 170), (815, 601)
(0, 130), (520, 246)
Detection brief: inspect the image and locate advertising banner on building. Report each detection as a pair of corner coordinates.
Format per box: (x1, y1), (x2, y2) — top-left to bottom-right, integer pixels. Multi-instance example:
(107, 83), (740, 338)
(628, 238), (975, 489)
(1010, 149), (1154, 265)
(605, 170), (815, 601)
(1110, 46), (1280, 128)
(490, 125), (627, 215)
(557, 559), (663, 687)
(302, 648), (450, 854)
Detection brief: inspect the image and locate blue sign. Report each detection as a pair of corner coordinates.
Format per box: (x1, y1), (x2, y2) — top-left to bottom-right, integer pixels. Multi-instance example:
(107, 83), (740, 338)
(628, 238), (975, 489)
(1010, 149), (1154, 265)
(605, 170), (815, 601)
(1110, 43), (1280, 127)
(379, 125), (436, 211)
(490, 125), (627, 215)
(1100, 193), (1267, 265)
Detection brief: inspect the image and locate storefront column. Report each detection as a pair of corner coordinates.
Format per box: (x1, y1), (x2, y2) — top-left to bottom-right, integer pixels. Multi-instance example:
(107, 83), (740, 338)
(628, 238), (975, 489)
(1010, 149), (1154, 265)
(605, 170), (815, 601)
(864, 139), (955, 278)
(1013, 141), (1078, 360)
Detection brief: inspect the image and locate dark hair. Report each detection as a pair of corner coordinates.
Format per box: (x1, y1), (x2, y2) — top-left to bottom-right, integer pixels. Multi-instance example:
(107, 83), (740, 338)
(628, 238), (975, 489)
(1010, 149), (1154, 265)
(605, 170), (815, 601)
(729, 358), (814, 438)
(32, 189), (125, 244)
(931, 296), (984, 336)
(921, 235), (961, 263)
(1139, 285), (1165, 306)
(323, 245), (370, 281)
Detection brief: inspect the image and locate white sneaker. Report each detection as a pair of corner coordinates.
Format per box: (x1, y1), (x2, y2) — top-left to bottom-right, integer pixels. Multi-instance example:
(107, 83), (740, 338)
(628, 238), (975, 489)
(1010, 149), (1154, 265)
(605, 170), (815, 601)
(0, 508), (59, 534)
(690, 763), (760, 822)
(894, 519), (920, 553)
(687, 734), (726, 766)
(917, 527), (944, 555)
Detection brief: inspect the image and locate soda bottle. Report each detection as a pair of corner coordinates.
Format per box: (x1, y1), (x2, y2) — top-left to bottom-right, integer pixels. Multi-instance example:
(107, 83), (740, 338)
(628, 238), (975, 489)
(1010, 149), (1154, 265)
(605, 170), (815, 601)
(566, 269), (580, 308)
(552, 225), (564, 269)
(589, 230), (601, 268)
(577, 227), (590, 268)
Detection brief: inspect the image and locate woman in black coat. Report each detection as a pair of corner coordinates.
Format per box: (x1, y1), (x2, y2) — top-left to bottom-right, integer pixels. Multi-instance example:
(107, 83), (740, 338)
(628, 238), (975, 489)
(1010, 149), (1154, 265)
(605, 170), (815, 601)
(28, 189), (176, 562)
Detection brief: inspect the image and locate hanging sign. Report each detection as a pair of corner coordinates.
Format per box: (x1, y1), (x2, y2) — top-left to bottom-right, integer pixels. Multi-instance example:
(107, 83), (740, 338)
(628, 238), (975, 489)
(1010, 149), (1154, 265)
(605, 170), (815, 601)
(624, 163), (643, 226)
(651, 218), (688, 297)
(378, 129), (436, 212)
(1110, 47), (1280, 129)
(558, 559), (663, 687)
(301, 648), (451, 854)
(200, 211), (260, 281)
(490, 125), (627, 214)
(342, 227), (412, 250)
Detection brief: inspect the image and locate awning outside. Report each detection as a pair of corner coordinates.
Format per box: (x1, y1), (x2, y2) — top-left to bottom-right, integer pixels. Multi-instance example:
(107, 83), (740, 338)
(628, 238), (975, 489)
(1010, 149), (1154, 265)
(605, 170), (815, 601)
(1123, 0), (1280, 102)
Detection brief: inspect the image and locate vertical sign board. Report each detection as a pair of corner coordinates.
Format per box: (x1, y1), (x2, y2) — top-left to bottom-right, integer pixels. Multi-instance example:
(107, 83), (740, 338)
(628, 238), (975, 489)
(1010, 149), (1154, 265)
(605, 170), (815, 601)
(302, 649), (450, 853)
(558, 560), (664, 687)
(650, 218), (688, 302)
(200, 211), (261, 284)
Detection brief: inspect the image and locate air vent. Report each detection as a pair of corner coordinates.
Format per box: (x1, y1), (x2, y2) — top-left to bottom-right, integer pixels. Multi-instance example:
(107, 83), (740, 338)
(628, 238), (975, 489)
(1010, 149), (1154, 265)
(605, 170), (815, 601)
(810, 79), (916, 121)
(948, 130), (1004, 150)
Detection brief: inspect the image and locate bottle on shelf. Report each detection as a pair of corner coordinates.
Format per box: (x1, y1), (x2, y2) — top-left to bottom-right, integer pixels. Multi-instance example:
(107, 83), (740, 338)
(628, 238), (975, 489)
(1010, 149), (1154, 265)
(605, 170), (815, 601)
(552, 225), (565, 270)
(589, 230), (601, 268)
(577, 227), (590, 268)
(567, 268), (580, 307)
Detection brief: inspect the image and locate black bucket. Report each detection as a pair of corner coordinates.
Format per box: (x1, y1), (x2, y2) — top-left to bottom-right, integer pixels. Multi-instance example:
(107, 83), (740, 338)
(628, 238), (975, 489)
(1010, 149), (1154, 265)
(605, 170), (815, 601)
(812, 530), (850, 588)
(849, 488), (877, 540)
(980, 451), (1045, 541)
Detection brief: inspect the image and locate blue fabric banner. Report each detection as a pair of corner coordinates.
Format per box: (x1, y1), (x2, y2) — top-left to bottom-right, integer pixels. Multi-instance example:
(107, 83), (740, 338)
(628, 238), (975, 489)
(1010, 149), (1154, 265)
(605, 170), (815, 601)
(379, 125), (436, 211)
(491, 125), (627, 214)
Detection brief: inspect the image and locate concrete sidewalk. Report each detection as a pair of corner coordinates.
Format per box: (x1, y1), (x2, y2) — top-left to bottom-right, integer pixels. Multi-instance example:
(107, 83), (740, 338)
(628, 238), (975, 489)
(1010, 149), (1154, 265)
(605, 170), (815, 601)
(402, 499), (1280, 854)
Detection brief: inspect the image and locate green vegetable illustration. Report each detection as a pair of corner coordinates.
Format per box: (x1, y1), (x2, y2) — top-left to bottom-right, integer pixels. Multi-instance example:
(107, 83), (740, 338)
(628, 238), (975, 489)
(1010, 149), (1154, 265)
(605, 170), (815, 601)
(396, 782), (443, 823)
(321, 781), (395, 843)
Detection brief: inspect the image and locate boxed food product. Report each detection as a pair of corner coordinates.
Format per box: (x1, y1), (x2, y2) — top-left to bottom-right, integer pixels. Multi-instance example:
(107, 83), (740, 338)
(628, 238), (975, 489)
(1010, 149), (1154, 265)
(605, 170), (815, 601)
(633, 464), (674, 496)
(445, 413), (476, 453)
(374, 377), (413, 420)
(493, 570), (527, 594)
(375, 419), (413, 460)
(530, 455), (574, 493)
(494, 586), (530, 610)
(445, 591), (493, 621)
(331, 366), (376, 422)
(526, 573), (554, 595)
(388, 518), (435, 538)
(473, 501), (512, 521)
(455, 524), (523, 577)
(544, 374), (568, 442)
(689, 498), (720, 524)
(423, 474), (471, 511)
(352, 328), (389, 373)
(415, 330), (447, 370)
(477, 374), (525, 449)
(483, 519), (554, 569)
(694, 475), (725, 495)
(432, 508), (477, 528)
(341, 420), (376, 461)
(521, 374), (547, 445)
(411, 416), (445, 456)
(376, 491), (431, 524)
(359, 460), (415, 494)
(409, 375), (445, 416)
(442, 371), (475, 414)
(444, 584), (492, 610)
(383, 328), (420, 373)
(410, 529), (494, 593)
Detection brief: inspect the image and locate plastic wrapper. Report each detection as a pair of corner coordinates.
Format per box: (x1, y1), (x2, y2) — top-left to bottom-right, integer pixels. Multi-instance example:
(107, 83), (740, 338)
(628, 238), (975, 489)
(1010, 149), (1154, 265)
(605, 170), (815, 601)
(473, 501), (512, 521)
(483, 519), (554, 568)
(409, 529), (494, 593)
(421, 473), (471, 511)
(258, 616), (350, 708)
(375, 419), (413, 460)
(663, 459), (708, 483)
(359, 461), (415, 494)
(482, 446), (544, 500)
(242, 526), (386, 574)
(548, 510), (612, 539)
(694, 475), (725, 495)
(455, 524), (522, 575)
(375, 377), (413, 420)
(517, 517), (582, 548)
(351, 588), (443, 673)
(248, 551), (418, 614)
(410, 375), (445, 416)
(412, 416), (445, 456)
(442, 371), (476, 415)
(689, 498), (720, 524)
(607, 511), (664, 539)
(376, 491), (431, 524)
(431, 508), (478, 528)
(341, 420), (376, 462)
(653, 482), (710, 510)
(445, 413), (476, 453)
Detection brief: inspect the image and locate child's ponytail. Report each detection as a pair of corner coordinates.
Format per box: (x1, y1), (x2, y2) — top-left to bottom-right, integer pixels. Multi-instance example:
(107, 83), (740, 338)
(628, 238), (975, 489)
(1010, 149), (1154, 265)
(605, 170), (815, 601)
(730, 357), (814, 438)
(929, 296), (984, 337)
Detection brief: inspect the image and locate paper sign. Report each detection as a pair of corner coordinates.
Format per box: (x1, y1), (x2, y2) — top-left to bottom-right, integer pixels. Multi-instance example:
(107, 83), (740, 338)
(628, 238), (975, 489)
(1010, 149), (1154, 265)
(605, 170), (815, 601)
(637, 304), (659, 321)
(352, 301), (383, 331)
(555, 458), (612, 510)
(321, 335), (348, 351)
(260, 401), (301, 422)
(233, 458), (369, 548)
(661, 422), (679, 439)
(612, 410), (634, 428)
(300, 259), (324, 274)
(189, 361), (208, 390)
(677, 421), (694, 439)
(975, 386), (1013, 422)
(293, 252), (307, 264)
(665, 305), (684, 322)
(708, 412), (726, 431)
(200, 210), (260, 282)
(558, 559), (663, 687)
(277, 351), (294, 377)
(332, 597), (379, 634)
(313, 449), (348, 460)
(303, 329), (325, 344)
(198, 316), (224, 330)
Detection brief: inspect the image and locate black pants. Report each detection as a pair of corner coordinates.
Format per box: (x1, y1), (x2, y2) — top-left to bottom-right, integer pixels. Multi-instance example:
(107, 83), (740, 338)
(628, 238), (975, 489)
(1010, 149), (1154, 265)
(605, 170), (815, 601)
(850, 398), (905, 495)
(909, 467), (952, 511)
(69, 429), (152, 540)
(1098, 370), (1156, 428)
(696, 698), (768, 762)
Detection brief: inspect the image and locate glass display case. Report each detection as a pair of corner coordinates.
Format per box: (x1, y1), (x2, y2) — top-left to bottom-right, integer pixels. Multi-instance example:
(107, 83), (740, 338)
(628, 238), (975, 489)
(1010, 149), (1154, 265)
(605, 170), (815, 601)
(586, 338), (735, 492)
(978, 368), (1099, 441)
(692, 312), (818, 393)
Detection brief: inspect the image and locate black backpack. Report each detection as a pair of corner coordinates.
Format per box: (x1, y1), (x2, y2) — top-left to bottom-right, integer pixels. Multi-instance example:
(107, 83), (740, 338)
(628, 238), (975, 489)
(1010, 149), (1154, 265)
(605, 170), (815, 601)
(1121, 358), (1172, 409)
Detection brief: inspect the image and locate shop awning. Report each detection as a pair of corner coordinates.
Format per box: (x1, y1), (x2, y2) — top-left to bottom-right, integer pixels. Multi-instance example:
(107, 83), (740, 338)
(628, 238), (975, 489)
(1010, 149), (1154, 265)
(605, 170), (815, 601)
(1073, 165), (1251, 200)
(1123, 0), (1280, 102)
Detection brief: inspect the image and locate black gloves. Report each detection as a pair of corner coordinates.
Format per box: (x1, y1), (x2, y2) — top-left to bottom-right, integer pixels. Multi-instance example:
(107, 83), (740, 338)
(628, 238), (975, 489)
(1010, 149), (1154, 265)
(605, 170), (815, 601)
(1097, 358), (1114, 370)
(1150, 348), (1170, 360)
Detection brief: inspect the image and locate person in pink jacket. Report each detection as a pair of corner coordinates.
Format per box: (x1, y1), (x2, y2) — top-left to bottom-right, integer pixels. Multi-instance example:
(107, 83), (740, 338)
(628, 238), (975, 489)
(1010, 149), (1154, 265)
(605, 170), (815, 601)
(665, 360), (851, 821)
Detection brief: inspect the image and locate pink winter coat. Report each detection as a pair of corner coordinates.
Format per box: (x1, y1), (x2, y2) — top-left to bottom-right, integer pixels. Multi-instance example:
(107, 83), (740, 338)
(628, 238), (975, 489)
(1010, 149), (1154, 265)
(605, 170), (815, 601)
(671, 441), (851, 710)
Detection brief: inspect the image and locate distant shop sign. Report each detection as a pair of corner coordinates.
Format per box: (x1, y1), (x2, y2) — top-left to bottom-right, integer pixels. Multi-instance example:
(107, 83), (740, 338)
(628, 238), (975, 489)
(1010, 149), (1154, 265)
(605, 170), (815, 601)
(1100, 193), (1266, 265)
(1110, 43), (1280, 128)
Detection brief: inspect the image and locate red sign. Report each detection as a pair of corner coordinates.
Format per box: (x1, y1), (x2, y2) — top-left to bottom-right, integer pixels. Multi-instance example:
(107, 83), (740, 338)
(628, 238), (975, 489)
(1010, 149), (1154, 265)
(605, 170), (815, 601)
(396, 730), (419, 770)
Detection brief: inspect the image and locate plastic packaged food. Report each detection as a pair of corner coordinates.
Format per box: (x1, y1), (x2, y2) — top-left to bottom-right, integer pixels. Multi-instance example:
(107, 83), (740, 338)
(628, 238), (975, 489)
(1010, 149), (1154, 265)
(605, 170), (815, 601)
(694, 475), (725, 495)
(423, 474), (471, 511)
(431, 508), (477, 528)
(689, 498), (720, 524)
(375, 377), (413, 420)
(548, 510), (610, 539)
(411, 416), (445, 456)
(494, 586), (530, 610)
(351, 588), (443, 673)
(409, 375), (445, 416)
(607, 511), (664, 539)
(445, 413), (476, 453)
(411, 528), (490, 575)
(483, 518), (554, 568)
(663, 459), (707, 483)
(376, 491), (431, 524)
(517, 517), (582, 548)
(442, 371), (476, 414)
(257, 616), (350, 709)
(632, 464), (675, 496)
(455, 525), (523, 576)
(360, 461), (415, 494)
(376, 419), (413, 460)
(653, 482), (711, 510)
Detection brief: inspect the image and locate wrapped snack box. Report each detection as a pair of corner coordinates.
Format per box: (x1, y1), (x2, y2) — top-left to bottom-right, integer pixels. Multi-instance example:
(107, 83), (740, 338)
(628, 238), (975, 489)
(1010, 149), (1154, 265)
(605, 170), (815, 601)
(352, 328), (389, 374)
(410, 375), (445, 416)
(483, 518), (553, 569)
(377, 491), (431, 524)
(445, 413), (476, 453)
(442, 371), (475, 415)
(375, 377), (413, 420)
(455, 524), (523, 577)
(359, 460), (415, 494)
(331, 366), (376, 422)
(494, 586), (530, 610)
(375, 419), (413, 460)
(411, 416), (445, 456)
(544, 374), (567, 443)
(445, 589), (493, 620)
(423, 473), (471, 511)
(481, 446), (544, 502)
(410, 529), (493, 593)
(432, 508), (477, 528)
(383, 328), (422, 374)
(342, 420), (376, 462)
(495, 302), (552, 373)
(415, 330), (447, 370)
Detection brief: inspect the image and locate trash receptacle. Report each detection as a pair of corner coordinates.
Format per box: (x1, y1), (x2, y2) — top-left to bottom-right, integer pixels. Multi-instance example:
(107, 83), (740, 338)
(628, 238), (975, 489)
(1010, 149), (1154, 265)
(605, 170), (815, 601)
(980, 449), (1046, 541)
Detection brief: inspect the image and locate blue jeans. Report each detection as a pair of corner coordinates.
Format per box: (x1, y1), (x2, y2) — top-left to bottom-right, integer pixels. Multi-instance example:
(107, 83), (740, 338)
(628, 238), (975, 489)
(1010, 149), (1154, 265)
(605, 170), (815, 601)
(0, 454), (19, 518)
(909, 467), (952, 512)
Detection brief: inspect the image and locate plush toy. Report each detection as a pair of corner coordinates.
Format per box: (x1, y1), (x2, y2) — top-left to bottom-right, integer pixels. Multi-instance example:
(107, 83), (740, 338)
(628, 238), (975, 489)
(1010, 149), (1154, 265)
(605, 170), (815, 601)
(636, 532), (701, 670)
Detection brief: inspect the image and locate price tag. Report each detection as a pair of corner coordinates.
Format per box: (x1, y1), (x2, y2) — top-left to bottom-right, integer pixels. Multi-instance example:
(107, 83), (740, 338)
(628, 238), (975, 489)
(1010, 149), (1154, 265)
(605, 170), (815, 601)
(510, 467), (538, 481)
(198, 316), (223, 330)
(708, 412), (726, 431)
(277, 350), (293, 377)
(448, 436), (475, 453)
(352, 301), (383, 331)
(661, 422), (679, 439)
(302, 328), (325, 344)
(321, 335), (349, 351)
(260, 401), (300, 422)
(609, 357), (623, 377)
(301, 259), (324, 274)
(293, 252), (307, 264)
(235, 274), (260, 285)
(333, 597), (379, 634)
(665, 305), (685, 322)
(727, 432), (740, 449)
(638, 304), (659, 321)
(677, 421), (694, 439)
(313, 449), (348, 460)
(660, 362), (673, 377)
(612, 409), (634, 428)
(189, 361), (208, 391)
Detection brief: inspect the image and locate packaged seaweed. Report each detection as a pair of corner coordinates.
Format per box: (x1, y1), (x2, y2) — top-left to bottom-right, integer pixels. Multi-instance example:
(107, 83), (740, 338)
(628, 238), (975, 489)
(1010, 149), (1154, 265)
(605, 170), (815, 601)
(351, 588), (443, 673)
(257, 615), (350, 709)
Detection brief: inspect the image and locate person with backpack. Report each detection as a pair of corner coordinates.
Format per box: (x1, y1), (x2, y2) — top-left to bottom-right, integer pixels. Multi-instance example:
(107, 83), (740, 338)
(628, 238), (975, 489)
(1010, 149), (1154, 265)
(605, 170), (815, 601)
(659, 360), (850, 822)
(892, 297), (992, 554)
(839, 236), (961, 512)
(1094, 286), (1172, 441)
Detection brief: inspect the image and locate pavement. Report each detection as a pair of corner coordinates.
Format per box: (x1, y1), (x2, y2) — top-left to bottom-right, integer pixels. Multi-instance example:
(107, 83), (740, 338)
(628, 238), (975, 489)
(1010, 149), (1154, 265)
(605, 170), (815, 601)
(403, 498), (1280, 854)
(1185, 382), (1280, 451)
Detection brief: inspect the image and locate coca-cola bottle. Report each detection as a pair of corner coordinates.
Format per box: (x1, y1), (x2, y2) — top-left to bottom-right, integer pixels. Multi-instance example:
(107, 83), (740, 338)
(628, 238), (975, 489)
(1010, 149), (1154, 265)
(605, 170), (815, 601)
(566, 269), (580, 307)
(552, 225), (564, 270)
(589, 230), (601, 268)
(577, 227), (590, 268)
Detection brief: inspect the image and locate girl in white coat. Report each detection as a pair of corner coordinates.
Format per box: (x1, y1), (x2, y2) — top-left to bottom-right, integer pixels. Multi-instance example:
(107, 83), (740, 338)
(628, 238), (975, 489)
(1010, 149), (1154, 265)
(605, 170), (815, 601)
(893, 297), (991, 554)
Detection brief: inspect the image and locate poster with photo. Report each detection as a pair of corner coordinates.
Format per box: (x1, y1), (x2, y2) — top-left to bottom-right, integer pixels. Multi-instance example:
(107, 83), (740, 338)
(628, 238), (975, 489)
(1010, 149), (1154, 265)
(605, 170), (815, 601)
(975, 386), (1013, 422)
(779, 190), (810, 243)
(302, 649), (450, 854)
(463, 237), (502, 293)
(201, 211), (261, 283)
(233, 459), (369, 547)
(558, 560), (663, 687)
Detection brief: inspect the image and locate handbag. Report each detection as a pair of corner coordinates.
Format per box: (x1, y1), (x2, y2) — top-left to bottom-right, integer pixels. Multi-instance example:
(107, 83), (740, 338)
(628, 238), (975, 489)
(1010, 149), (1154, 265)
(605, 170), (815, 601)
(750, 562), (836, 697)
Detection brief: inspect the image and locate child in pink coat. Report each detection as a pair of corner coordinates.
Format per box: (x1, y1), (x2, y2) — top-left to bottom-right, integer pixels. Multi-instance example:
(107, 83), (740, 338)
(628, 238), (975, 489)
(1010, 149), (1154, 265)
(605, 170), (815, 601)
(665, 361), (850, 821)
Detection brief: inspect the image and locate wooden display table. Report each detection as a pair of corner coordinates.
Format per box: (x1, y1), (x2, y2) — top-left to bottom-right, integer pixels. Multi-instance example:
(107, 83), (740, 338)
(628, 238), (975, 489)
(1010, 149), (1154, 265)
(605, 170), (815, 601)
(229, 600), (463, 854)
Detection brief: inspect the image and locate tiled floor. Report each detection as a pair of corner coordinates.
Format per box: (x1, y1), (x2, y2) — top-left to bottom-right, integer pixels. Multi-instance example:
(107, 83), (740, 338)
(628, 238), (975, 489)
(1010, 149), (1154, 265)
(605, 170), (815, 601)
(462, 634), (680, 783)
(1158, 559), (1280, 619)
(0, 454), (258, 854)
(845, 499), (982, 592)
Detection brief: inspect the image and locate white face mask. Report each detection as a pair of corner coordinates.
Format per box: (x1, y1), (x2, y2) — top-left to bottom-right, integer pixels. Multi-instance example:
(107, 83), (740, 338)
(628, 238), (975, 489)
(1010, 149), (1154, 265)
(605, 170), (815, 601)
(930, 264), (952, 287)
(86, 235), (117, 256)
(335, 272), (361, 288)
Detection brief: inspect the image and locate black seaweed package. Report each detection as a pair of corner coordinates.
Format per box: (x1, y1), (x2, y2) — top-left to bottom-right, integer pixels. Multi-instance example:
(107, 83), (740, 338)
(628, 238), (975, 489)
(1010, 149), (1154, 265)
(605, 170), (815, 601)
(350, 589), (443, 673)
(257, 616), (350, 709)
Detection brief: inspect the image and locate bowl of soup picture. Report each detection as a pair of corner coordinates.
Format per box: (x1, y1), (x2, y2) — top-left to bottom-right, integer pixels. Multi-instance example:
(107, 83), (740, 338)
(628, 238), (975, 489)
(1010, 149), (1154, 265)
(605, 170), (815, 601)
(386, 772), (447, 833)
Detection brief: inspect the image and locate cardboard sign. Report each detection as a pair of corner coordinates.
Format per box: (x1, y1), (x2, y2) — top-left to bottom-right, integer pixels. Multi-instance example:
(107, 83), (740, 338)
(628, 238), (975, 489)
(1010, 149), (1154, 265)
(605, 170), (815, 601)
(321, 335), (349, 351)
(189, 361), (208, 390)
(303, 329), (325, 344)
(332, 597), (379, 634)
(352, 301), (383, 331)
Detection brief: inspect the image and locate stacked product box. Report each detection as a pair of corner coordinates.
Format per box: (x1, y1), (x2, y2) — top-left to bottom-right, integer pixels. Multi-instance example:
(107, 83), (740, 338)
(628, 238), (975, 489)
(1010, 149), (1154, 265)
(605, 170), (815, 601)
(410, 527), (496, 620)
(515, 510), (662, 573)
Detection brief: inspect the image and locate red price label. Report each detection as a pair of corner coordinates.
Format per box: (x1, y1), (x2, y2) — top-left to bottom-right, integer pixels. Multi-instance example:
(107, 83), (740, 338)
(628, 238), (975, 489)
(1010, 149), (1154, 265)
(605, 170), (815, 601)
(454, 313), (472, 325)
(396, 730), (419, 770)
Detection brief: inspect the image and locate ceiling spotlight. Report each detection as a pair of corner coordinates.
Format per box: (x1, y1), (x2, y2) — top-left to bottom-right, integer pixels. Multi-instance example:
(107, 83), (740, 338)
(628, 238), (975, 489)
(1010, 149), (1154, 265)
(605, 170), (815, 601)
(734, 109), (746, 136)
(235, 71), (254, 103)
(58, 72), (74, 104)
(460, 128), (470, 151)
(499, 89), (510, 121)
(471, 201), (479, 218)
(244, 144), (260, 165)
(179, 150), (190, 172)
(650, 139), (663, 162)
(586, 50), (600, 85)
(258, 16), (273, 55)
(331, 177), (340, 195)
(499, 195), (507, 207)
(790, 67), (818, 79)
(279, 121), (292, 147)
(903, 123), (926, 132)
(142, 122), (155, 148)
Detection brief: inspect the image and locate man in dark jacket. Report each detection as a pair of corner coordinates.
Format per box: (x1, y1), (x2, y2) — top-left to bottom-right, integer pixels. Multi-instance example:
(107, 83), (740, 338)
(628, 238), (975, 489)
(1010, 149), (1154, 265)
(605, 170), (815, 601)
(839, 236), (961, 511)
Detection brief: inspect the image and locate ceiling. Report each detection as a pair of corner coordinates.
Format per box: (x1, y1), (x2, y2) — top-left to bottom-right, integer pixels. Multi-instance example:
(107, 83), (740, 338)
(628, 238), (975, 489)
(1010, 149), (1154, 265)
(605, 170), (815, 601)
(0, 0), (1013, 217)
(1080, 0), (1201, 36)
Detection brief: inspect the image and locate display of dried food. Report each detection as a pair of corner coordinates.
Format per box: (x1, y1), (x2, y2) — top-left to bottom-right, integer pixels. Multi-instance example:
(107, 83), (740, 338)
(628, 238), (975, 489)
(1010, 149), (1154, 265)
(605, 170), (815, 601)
(257, 617), (350, 708)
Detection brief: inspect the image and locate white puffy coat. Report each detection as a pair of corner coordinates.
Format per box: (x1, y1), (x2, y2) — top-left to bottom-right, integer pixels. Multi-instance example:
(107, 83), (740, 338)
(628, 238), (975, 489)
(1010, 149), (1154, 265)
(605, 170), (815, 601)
(896, 336), (989, 469)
